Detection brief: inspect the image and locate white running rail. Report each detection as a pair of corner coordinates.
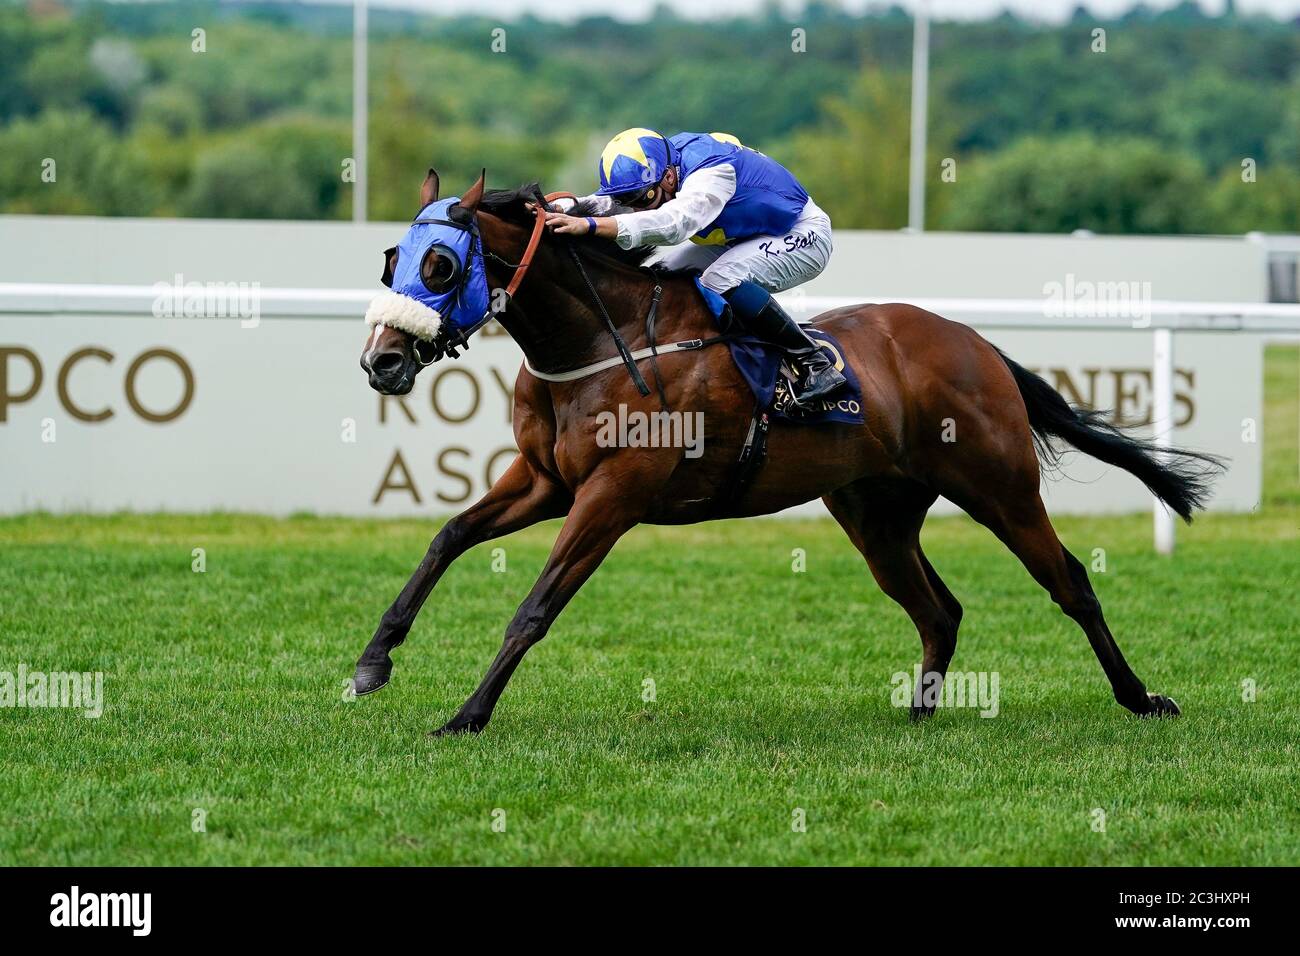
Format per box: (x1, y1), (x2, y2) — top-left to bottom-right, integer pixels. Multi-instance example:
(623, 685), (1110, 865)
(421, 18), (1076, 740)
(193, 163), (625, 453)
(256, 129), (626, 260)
(4, 282), (1300, 554)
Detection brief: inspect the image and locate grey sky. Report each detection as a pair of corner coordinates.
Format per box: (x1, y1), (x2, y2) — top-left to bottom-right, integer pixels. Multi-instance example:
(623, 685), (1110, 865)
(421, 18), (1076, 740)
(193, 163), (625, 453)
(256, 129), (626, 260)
(348, 0), (1300, 23)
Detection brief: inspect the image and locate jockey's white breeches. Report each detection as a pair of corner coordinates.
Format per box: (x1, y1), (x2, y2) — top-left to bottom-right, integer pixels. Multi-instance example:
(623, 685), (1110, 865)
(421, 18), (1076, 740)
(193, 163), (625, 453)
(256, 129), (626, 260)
(648, 198), (834, 296)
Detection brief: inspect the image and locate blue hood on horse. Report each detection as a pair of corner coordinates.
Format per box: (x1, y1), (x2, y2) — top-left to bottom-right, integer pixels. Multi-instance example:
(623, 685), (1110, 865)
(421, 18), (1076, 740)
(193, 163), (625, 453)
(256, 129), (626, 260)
(365, 196), (491, 346)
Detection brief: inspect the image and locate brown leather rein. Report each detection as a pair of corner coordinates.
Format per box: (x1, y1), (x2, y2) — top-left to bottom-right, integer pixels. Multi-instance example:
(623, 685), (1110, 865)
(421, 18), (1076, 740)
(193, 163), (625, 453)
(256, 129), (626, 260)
(503, 190), (576, 298)
(429, 190), (575, 362)
(477, 190), (651, 398)
(480, 189), (731, 404)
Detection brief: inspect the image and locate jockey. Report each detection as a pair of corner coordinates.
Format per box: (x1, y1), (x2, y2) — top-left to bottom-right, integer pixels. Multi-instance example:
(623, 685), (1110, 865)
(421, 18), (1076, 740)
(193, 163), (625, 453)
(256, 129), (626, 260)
(545, 128), (846, 404)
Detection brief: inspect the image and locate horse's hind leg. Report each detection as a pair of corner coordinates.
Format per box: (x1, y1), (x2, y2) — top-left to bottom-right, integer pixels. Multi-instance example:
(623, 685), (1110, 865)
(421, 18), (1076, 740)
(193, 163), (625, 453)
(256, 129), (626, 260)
(825, 480), (962, 720)
(353, 455), (569, 695)
(963, 491), (1179, 718)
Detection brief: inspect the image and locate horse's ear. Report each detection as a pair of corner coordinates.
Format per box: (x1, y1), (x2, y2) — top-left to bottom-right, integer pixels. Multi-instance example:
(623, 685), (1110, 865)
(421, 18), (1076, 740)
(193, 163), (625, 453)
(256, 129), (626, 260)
(420, 168), (440, 207)
(460, 169), (486, 214)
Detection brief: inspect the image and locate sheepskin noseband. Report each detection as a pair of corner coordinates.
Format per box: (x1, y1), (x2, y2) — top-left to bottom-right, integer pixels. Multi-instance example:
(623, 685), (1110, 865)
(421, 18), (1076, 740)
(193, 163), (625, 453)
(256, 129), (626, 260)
(365, 290), (442, 342)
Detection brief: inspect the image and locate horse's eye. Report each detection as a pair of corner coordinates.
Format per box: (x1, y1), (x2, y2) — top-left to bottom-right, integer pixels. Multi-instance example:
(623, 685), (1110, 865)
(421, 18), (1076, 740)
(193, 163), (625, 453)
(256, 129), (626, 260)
(421, 245), (460, 293)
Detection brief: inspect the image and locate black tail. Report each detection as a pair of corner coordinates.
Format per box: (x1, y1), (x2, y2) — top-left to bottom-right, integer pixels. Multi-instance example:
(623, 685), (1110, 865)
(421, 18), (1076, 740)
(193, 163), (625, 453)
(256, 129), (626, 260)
(997, 349), (1226, 523)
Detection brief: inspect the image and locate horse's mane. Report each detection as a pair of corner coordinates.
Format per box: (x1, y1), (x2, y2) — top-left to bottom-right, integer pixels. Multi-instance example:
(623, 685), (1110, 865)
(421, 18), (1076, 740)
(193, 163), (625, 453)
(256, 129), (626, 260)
(476, 183), (691, 278)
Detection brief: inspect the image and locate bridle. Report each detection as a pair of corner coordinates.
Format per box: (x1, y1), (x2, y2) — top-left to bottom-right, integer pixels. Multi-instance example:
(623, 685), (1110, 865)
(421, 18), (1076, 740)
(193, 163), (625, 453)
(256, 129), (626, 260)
(433, 186), (731, 406)
(495, 189), (575, 298)
(418, 189), (576, 365)
(514, 189), (653, 398)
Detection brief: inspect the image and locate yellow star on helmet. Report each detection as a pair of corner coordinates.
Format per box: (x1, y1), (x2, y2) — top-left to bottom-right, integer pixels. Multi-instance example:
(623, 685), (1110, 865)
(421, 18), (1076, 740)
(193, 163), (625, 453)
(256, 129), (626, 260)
(601, 128), (658, 182)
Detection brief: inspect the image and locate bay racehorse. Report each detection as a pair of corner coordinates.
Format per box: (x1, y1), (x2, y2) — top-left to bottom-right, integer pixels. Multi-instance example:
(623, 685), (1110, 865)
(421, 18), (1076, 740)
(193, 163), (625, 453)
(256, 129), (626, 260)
(355, 170), (1223, 735)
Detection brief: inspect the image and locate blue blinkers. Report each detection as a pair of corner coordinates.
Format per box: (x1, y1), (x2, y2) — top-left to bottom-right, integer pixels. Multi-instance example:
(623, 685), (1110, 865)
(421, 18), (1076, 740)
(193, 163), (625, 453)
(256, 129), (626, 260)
(382, 197), (490, 343)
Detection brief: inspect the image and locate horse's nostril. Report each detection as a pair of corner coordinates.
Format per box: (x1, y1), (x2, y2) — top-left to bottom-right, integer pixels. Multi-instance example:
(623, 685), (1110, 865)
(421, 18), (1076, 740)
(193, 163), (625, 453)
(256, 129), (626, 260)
(372, 352), (405, 376)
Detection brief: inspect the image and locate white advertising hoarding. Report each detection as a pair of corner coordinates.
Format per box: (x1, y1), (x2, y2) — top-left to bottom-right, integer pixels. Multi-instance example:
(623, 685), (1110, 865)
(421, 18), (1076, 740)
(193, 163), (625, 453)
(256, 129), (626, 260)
(0, 310), (1261, 517)
(0, 215), (1269, 518)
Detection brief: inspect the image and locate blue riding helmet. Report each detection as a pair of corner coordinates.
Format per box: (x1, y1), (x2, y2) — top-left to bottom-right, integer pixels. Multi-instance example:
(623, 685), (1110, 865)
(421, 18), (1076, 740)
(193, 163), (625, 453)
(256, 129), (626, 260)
(367, 196), (490, 352)
(596, 128), (676, 199)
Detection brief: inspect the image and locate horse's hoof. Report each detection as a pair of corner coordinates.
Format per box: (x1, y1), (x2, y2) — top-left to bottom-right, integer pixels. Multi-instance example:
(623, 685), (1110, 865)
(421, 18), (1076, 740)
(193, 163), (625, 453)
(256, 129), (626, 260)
(909, 705), (936, 722)
(352, 660), (393, 696)
(430, 716), (486, 737)
(1140, 693), (1181, 718)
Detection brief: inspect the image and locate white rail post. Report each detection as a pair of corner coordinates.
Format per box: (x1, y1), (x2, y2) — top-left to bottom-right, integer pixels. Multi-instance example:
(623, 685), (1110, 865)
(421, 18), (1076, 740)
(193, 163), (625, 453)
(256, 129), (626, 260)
(352, 0), (368, 223)
(1152, 327), (1175, 554)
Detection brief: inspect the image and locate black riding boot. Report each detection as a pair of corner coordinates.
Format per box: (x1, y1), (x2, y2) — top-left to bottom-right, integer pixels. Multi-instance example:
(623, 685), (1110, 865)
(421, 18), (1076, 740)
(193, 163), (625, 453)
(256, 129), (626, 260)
(724, 280), (847, 405)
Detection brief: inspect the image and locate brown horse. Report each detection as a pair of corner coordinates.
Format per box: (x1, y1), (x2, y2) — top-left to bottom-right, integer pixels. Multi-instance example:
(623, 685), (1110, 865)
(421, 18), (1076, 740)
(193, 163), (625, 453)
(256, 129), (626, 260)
(355, 170), (1222, 735)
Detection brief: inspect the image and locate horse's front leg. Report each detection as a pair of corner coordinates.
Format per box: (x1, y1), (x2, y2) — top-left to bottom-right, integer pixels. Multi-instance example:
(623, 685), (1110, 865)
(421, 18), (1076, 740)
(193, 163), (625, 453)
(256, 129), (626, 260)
(353, 455), (568, 695)
(432, 480), (638, 735)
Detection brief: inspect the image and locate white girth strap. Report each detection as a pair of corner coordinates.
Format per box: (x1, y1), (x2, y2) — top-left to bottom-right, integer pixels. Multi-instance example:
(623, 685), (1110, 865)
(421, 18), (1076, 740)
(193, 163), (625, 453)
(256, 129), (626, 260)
(523, 338), (709, 383)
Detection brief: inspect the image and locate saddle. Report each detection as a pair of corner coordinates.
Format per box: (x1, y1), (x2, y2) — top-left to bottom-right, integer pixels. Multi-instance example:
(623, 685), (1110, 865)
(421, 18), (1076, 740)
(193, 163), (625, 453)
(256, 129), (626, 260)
(694, 279), (864, 426)
(690, 279), (865, 516)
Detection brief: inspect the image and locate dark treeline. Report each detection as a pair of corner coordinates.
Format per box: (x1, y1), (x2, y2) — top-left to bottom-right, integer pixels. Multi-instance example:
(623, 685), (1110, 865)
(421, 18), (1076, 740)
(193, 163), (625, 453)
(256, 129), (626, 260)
(1, 0), (1296, 232)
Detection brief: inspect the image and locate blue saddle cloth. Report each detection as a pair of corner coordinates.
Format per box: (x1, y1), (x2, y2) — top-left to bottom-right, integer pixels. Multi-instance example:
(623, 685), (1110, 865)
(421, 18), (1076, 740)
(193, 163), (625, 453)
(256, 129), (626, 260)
(694, 279), (864, 426)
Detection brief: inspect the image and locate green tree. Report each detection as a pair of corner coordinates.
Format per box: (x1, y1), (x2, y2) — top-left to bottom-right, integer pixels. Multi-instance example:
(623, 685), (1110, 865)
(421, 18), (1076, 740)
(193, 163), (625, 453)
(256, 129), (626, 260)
(1204, 164), (1300, 233)
(0, 109), (159, 215)
(1, 2), (1296, 230)
(367, 68), (571, 221)
(940, 134), (1209, 234)
(771, 69), (953, 230)
(1267, 75), (1300, 167)
(1154, 70), (1280, 170)
(181, 117), (350, 220)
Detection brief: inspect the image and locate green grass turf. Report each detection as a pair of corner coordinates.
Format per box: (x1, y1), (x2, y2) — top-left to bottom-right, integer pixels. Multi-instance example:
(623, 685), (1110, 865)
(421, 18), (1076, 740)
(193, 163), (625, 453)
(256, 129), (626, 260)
(0, 348), (1297, 866)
